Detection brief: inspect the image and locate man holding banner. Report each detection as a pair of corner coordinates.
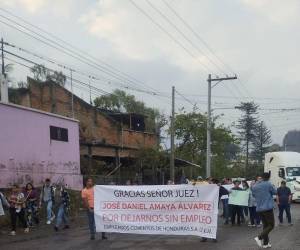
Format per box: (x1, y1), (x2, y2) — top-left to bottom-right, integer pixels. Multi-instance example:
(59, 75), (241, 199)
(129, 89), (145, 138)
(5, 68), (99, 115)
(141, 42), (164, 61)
(94, 183), (220, 240)
(81, 178), (107, 240)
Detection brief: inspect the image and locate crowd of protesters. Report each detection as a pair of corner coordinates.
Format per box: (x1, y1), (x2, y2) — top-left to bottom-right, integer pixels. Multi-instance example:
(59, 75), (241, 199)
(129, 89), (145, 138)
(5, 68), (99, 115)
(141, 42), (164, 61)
(0, 178), (70, 236)
(0, 173), (295, 248)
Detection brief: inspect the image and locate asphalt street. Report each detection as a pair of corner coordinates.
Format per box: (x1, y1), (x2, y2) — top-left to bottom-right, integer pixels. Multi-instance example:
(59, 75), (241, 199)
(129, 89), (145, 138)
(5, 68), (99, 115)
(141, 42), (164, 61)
(1, 205), (299, 250)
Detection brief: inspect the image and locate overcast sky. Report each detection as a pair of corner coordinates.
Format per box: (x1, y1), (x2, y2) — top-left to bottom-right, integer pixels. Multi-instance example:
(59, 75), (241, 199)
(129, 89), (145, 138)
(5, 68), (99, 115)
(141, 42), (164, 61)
(1, 0), (300, 145)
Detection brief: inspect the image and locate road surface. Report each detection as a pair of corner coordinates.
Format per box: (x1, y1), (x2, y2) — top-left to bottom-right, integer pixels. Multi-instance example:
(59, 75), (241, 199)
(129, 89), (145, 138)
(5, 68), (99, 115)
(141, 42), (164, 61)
(1, 204), (299, 250)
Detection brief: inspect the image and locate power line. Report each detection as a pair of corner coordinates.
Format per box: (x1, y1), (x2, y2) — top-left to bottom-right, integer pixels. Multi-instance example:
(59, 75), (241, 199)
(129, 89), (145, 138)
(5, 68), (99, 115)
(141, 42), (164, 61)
(128, 0), (210, 75)
(4, 51), (173, 107)
(0, 7), (161, 94)
(5, 41), (167, 96)
(129, 0), (245, 102)
(161, 0), (252, 100)
(0, 12), (161, 94)
(175, 89), (197, 109)
(4, 53), (111, 96)
(145, 0), (225, 75)
(161, 0), (234, 74)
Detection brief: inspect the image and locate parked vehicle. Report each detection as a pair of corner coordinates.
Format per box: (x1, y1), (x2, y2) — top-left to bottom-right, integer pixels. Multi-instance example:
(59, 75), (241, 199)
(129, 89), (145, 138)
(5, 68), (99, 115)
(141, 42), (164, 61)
(264, 151), (300, 201)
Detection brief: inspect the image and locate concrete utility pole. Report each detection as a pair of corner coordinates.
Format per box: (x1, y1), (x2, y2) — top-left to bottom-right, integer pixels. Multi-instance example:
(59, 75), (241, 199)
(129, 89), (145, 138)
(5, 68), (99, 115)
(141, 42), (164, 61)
(206, 74), (237, 178)
(89, 76), (92, 105)
(170, 86), (175, 183)
(0, 38), (8, 103)
(70, 69), (74, 118)
(1, 38), (4, 76)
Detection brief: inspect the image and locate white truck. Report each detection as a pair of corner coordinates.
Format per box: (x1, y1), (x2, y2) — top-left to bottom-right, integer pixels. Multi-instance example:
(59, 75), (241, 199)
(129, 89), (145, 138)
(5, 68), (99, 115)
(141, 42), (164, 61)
(264, 151), (300, 201)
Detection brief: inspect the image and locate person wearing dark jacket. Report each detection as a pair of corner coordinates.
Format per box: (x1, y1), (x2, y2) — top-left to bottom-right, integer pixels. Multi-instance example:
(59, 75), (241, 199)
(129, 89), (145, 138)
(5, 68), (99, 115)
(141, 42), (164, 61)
(219, 184), (230, 224)
(54, 184), (70, 231)
(277, 181), (292, 225)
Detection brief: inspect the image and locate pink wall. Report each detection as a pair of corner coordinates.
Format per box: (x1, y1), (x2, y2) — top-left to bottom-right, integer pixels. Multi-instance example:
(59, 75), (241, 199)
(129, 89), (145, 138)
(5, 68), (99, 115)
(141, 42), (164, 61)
(0, 102), (83, 190)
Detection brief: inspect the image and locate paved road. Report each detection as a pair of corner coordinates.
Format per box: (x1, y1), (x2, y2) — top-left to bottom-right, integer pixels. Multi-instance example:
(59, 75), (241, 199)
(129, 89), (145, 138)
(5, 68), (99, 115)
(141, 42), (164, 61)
(1, 205), (299, 250)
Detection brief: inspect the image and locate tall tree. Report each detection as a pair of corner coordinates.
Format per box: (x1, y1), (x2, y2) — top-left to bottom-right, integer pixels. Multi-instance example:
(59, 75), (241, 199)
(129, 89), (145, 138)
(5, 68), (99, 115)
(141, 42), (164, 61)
(252, 121), (272, 165)
(236, 102), (259, 170)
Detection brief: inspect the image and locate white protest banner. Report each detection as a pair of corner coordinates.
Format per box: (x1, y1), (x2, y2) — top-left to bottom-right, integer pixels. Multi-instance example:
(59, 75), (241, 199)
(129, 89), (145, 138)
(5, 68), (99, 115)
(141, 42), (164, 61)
(94, 184), (219, 239)
(228, 190), (250, 206)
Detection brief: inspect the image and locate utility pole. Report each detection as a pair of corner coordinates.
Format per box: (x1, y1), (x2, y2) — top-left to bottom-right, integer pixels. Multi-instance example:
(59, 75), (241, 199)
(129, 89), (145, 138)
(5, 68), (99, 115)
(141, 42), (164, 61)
(70, 69), (74, 118)
(89, 76), (92, 105)
(1, 38), (4, 76)
(170, 86), (175, 183)
(207, 74), (212, 179)
(206, 74), (237, 178)
(0, 38), (8, 103)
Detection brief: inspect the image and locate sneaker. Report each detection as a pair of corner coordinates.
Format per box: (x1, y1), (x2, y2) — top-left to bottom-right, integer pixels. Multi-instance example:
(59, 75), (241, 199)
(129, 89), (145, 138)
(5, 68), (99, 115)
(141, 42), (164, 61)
(46, 220), (51, 225)
(24, 228), (29, 233)
(254, 237), (262, 248)
(288, 223), (293, 226)
(262, 243), (272, 248)
(256, 224), (262, 228)
(9, 231), (16, 236)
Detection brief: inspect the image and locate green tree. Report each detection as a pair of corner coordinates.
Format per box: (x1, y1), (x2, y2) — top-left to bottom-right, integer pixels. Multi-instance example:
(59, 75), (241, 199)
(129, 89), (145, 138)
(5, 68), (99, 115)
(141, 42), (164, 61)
(236, 102), (259, 170)
(173, 109), (236, 179)
(31, 64), (48, 81)
(47, 71), (66, 86)
(252, 121), (272, 165)
(94, 89), (167, 132)
(30, 64), (66, 86)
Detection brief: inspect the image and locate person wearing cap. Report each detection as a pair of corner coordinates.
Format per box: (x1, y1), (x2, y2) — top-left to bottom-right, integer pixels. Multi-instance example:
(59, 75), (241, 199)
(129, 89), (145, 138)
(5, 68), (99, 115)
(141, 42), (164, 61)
(277, 180), (292, 226)
(252, 172), (277, 249)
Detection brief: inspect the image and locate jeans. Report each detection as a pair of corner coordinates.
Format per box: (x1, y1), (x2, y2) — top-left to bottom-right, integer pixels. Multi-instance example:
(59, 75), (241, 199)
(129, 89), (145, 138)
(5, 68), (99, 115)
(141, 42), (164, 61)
(221, 199), (229, 223)
(87, 209), (106, 239)
(26, 202), (39, 226)
(258, 209), (275, 245)
(56, 204), (69, 227)
(10, 207), (27, 231)
(45, 200), (53, 221)
(231, 205), (242, 225)
(87, 209), (96, 237)
(278, 204), (291, 223)
(249, 206), (261, 225)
